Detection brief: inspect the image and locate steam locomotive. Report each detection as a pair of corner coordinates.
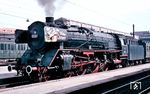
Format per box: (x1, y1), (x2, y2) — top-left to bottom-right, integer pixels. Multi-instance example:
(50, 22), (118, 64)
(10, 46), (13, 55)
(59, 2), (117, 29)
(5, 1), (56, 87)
(8, 17), (150, 81)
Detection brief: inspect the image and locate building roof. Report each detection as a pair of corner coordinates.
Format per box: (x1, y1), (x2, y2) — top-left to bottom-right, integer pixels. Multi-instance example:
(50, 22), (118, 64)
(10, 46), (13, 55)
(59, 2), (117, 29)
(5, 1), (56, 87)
(135, 31), (150, 36)
(0, 28), (16, 34)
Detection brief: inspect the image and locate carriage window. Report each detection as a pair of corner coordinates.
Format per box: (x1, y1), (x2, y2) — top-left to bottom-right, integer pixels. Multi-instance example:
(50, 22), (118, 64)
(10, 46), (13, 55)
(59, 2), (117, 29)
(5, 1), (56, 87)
(123, 39), (127, 45)
(21, 45), (24, 50)
(18, 45), (24, 50)
(14, 44), (16, 50)
(0, 44), (4, 50)
(24, 45), (27, 50)
(4, 44), (7, 50)
(22, 45), (24, 50)
(18, 45), (21, 50)
(23, 45), (26, 50)
(8, 44), (10, 50)
(23, 45), (25, 50)
(11, 44), (15, 50)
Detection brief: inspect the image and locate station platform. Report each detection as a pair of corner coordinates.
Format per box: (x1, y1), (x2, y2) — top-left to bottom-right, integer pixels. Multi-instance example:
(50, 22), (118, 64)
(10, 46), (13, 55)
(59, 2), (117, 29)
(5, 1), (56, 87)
(1, 63), (150, 94)
(0, 66), (17, 79)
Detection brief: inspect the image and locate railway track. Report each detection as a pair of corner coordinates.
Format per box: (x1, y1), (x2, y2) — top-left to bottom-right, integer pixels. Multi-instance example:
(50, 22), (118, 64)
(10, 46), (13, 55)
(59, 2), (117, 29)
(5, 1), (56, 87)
(139, 87), (150, 94)
(0, 76), (31, 89)
(69, 68), (150, 94)
(0, 74), (60, 89)
(102, 72), (150, 94)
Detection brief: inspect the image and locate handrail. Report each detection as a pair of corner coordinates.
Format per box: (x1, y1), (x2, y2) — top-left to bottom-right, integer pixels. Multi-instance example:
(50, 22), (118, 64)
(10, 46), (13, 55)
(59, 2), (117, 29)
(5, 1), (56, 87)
(60, 17), (132, 37)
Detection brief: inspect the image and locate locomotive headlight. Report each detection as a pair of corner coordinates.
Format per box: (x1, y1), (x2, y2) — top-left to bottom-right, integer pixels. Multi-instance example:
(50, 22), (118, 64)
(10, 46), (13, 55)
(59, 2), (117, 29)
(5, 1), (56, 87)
(44, 26), (59, 42)
(31, 30), (38, 38)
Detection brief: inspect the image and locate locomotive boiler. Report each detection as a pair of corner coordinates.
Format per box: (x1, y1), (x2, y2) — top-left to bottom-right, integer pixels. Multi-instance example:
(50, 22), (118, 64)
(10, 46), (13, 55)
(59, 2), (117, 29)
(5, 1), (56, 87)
(8, 17), (147, 81)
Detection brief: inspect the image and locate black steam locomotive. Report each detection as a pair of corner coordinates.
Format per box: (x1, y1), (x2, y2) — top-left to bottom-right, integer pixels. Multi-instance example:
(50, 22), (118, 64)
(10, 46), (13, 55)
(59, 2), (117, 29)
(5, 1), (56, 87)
(8, 17), (150, 81)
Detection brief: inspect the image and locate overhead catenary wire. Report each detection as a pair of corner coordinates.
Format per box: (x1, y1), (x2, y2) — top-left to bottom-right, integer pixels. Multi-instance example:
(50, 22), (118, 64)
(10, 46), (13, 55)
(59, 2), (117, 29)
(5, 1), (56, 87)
(0, 0), (45, 22)
(0, 0), (148, 31)
(63, 0), (149, 31)
(64, 0), (130, 26)
(1, 0), (131, 26)
(0, 12), (28, 20)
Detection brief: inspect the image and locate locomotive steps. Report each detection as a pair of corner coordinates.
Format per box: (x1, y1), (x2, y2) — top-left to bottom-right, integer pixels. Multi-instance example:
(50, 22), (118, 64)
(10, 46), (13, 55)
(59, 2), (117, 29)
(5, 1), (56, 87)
(0, 63), (150, 94)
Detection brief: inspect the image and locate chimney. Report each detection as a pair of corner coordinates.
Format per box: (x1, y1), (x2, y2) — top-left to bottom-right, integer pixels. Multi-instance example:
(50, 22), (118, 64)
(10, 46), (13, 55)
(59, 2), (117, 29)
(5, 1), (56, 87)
(46, 17), (54, 26)
(133, 24), (135, 38)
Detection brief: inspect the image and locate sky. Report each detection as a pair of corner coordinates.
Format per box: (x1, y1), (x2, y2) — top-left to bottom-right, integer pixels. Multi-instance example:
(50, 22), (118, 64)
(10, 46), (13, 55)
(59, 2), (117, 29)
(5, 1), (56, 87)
(0, 0), (150, 33)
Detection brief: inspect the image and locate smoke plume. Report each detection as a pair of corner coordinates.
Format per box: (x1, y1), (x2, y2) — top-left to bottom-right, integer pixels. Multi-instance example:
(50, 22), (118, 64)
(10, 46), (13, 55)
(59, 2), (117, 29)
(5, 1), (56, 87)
(37, 0), (64, 16)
